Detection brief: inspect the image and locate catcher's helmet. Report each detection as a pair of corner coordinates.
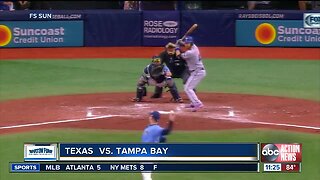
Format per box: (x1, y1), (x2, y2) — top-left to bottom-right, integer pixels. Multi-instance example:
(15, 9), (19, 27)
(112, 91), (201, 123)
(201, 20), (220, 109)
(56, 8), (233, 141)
(152, 56), (161, 64)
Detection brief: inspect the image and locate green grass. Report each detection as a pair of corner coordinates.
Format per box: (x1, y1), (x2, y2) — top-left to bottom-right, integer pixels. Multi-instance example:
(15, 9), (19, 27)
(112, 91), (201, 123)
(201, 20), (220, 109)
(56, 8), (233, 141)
(0, 58), (319, 180)
(0, 59), (319, 101)
(0, 129), (319, 180)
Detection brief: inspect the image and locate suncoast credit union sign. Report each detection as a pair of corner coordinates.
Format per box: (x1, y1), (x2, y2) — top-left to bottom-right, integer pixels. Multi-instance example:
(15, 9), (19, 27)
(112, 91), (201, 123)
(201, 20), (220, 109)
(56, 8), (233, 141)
(236, 20), (320, 47)
(0, 21), (83, 48)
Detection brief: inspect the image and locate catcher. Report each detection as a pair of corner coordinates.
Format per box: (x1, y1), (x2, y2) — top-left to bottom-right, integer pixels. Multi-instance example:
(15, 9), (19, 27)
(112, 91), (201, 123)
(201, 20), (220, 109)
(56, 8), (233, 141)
(151, 42), (189, 102)
(132, 56), (182, 102)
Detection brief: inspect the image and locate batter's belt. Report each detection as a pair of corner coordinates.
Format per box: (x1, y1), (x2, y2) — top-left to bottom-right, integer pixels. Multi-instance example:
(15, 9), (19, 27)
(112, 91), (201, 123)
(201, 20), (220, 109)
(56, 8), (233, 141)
(190, 67), (205, 73)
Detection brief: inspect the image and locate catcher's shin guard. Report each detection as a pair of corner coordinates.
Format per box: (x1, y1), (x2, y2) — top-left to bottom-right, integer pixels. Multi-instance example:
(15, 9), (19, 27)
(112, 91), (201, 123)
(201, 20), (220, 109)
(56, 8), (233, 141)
(142, 86), (147, 96)
(135, 86), (145, 101)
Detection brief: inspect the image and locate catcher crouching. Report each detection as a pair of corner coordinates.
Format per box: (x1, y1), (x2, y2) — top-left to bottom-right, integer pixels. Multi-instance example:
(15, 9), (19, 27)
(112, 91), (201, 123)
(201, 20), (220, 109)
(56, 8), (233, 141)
(132, 56), (183, 103)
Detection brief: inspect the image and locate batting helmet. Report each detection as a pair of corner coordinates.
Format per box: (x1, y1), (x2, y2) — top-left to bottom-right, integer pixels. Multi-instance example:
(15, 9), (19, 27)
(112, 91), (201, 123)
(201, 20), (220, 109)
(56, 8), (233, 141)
(183, 36), (194, 44)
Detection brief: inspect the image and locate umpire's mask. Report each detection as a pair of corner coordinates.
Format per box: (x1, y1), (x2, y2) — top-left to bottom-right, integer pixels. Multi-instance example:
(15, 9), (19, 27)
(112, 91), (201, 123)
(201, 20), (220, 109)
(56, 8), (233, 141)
(165, 42), (176, 55)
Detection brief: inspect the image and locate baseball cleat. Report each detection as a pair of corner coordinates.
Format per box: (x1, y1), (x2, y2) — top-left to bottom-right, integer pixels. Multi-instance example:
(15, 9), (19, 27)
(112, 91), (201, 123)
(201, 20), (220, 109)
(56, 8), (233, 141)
(176, 98), (184, 103)
(150, 94), (162, 98)
(131, 97), (142, 102)
(185, 103), (195, 108)
(172, 98), (183, 103)
(191, 103), (204, 112)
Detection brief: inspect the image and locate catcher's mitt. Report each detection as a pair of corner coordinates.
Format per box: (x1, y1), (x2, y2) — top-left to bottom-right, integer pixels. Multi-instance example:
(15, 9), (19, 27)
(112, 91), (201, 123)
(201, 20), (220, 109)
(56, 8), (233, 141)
(150, 64), (164, 80)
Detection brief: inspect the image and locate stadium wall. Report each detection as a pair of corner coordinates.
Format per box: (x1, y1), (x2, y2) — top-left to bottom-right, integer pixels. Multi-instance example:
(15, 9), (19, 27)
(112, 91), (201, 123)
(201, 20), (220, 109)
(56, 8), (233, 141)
(0, 10), (318, 48)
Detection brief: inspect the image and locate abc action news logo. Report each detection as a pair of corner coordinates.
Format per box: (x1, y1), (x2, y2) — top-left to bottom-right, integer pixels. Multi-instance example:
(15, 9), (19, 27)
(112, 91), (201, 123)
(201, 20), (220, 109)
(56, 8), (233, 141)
(261, 143), (302, 163)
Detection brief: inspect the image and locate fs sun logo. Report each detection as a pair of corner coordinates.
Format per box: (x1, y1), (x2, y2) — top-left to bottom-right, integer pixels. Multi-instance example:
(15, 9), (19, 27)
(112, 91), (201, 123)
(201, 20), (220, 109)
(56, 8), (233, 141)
(0, 25), (12, 47)
(255, 23), (276, 45)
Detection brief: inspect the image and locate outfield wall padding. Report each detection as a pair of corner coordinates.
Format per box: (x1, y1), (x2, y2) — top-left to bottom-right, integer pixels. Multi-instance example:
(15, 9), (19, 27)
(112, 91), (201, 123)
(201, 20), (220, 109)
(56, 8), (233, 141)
(0, 10), (318, 48)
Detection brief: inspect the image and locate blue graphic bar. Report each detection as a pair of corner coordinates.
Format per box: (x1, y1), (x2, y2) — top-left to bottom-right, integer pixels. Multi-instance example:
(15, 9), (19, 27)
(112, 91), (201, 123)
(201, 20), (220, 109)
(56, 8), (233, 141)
(10, 163), (259, 172)
(11, 163), (40, 172)
(59, 143), (258, 161)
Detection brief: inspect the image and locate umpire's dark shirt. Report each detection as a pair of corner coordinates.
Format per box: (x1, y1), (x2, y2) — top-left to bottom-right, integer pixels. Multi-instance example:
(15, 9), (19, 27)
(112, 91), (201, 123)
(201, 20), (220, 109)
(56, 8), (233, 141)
(159, 51), (187, 77)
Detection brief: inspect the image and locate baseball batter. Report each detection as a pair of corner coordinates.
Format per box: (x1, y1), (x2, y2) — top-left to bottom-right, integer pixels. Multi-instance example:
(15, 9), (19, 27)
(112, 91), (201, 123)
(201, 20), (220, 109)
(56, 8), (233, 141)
(132, 56), (182, 102)
(176, 36), (206, 111)
(141, 110), (175, 180)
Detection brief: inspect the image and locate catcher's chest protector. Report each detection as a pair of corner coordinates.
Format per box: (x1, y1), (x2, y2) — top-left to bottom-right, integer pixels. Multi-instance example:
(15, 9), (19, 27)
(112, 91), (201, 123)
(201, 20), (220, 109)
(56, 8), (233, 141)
(149, 64), (166, 83)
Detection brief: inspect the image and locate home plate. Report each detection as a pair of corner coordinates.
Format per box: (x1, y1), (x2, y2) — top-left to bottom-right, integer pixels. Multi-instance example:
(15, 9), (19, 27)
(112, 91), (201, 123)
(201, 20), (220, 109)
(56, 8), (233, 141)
(87, 109), (94, 117)
(228, 110), (235, 117)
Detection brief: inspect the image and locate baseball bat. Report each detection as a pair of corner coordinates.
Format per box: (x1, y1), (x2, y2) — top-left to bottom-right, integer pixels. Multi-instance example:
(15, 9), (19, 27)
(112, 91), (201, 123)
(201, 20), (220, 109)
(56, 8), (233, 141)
(181, 24), (198, 40)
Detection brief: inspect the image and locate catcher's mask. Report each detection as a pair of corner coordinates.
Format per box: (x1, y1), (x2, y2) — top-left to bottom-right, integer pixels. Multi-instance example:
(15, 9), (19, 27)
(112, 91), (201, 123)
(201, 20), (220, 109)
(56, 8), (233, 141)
(152, 56), (161, 65)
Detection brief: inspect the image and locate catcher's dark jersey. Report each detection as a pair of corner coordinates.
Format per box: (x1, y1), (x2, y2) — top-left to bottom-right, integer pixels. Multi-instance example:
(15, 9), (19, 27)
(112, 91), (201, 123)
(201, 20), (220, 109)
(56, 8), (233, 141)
(159, 50), (187, 78)
(143, 64), (171, 83)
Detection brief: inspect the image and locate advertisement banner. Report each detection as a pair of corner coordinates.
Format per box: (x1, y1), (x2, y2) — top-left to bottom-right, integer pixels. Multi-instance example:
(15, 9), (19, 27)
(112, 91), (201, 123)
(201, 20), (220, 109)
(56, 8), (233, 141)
(0, 10), (83, 21)
(236, 20), (320, 47)
(143, 11), (180, 46)
(0, 21), (83, 48)
(236, 10), (320, 20)
(236, 10), (302, 20)
(24, 144), (58, 161)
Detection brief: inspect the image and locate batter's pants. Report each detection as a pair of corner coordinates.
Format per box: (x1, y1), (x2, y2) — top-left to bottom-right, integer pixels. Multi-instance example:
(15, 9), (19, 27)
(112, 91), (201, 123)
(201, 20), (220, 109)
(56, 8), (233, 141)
(184, 68), (206, 105)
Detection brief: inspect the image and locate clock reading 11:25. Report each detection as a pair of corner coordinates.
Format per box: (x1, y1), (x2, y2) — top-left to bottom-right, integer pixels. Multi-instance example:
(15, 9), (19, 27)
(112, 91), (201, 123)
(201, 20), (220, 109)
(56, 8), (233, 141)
(263, 163), (281, 172)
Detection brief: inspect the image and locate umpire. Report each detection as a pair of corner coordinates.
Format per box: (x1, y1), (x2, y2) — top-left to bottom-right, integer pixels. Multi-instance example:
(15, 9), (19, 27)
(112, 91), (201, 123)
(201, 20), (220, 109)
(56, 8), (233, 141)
(151, 42), (189, 102)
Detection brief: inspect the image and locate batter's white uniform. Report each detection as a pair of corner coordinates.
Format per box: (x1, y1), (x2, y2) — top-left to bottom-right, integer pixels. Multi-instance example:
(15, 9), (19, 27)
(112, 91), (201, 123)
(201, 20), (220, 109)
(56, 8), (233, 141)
(181, 44), (206, 106)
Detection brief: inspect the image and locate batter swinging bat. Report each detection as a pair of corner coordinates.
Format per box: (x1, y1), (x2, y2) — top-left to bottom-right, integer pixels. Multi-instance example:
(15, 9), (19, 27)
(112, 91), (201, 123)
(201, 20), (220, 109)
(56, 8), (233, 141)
(181, 24), (198, 40)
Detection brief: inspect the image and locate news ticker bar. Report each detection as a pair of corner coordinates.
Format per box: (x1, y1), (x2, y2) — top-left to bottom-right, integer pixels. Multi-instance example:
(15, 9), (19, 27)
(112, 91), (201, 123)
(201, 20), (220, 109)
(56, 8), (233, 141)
(59, 157), (257, 161)
(24, 143), (259, 162)
(23, 143), (302, 163)
(10, 163), (260, 173)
